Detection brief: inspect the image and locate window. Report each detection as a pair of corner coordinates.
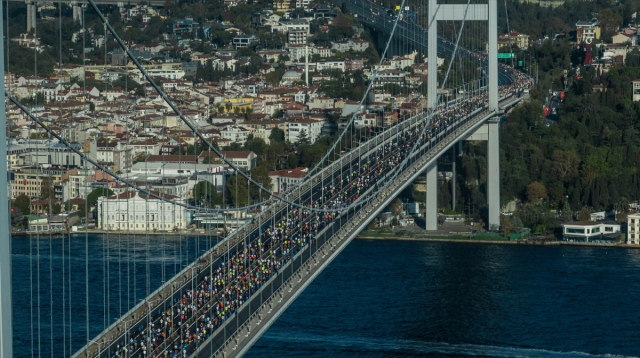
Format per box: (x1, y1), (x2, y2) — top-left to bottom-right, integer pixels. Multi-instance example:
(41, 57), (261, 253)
(566, 228), (585, 234)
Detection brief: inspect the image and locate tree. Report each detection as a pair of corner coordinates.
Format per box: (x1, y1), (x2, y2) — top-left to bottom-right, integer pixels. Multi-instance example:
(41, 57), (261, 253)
(87, 188), (115, 206)
(225, 174), (249, 206)
(52, 203), (61, 215)
(551, 150), (580, 182)
(248, 165), (273, 199)
(244, 137), (266, 156)
(41, 176), (55, 199)
(390, 198), (403, 218)
(295, 129), (310, 146)
(269, 127), (285, 143)
(500, 215), (513, 237)
(597, 9), (622, 32)
(14, 194), (30, 215)
(193, 181), (222, 205)
(510, 216), (524, 233)
(287, 154), (299, 169)
(10, 205), (23, 226)
(578, 207), (592, 222)
(526, 181), (547, 203)
(77, 200), (86, 219)
(559, 201), (573, 223)
(133, 152), (147, 164)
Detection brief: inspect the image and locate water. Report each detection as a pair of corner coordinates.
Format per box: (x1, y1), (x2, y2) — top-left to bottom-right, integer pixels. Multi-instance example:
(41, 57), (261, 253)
(245, 240), (640, 358)
(11, 233), (218, 358)
(10, 237), (640, 357)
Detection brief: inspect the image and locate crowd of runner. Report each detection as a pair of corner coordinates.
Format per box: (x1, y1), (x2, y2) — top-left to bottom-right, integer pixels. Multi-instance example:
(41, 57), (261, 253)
(99, 67), (534, 358)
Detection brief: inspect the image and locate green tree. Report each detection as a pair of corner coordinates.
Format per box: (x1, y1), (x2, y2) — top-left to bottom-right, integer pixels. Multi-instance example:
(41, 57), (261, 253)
(526, 181), (547, 203)
(52, 203), (61, 215)
(510, 216), (524, 233)
(244, 137), (266, 156)
(193, 181), (223, 205)
(295, 129), (310, 146)
(269, 127), (285, 143)
(77, 200), (86, 219)
(500, 215), (513, 236)
(14, 194), (30, 215)
(87, 188), (115, 206)
(41, 176), (55, 199)
(390, 198), (403, 218)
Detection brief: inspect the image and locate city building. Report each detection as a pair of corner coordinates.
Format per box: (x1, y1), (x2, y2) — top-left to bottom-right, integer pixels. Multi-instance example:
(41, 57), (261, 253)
(576, 19), (601, 43)
(632, 78), (640, 101)
(561, 221), (621, 242)
(286, 118), (322, 144)
(233, 34), (257, 49)
(627, 213), (640, 244)
(497, 32), (530, 49)
(269, 167), (308, 192)
(198, 151), (257, 171)
(220, 125), (250, 146)
(167, 19), (200, 36)
(11, 167), (67, 200)
(97, 191), (189, 231)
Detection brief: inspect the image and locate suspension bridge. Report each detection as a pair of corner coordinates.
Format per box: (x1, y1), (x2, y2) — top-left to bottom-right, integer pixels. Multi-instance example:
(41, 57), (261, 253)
(0, 0), (535, 356)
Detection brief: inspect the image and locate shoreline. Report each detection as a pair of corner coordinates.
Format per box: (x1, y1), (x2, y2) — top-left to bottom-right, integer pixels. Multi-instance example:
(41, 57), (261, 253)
(11, 232), (639, 249)
(356, 235), (640, 249)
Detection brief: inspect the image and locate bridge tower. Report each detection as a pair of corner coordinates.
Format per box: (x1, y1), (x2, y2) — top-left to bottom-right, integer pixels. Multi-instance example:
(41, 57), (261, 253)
(71, 2), (83, 23)
(26, 0), (37, 33)
(425, 0), (501, 230)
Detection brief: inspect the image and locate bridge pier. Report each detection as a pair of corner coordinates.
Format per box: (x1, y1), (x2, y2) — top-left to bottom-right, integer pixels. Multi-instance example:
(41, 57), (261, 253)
(72, 3), (83, 23)
(486, 119), (500, 230)
(26, 1), (36, 33)
(425, 161), (438, 231)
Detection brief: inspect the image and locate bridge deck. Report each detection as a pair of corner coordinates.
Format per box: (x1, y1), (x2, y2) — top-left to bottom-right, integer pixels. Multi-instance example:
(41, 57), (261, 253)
(193, 94), (524, 358)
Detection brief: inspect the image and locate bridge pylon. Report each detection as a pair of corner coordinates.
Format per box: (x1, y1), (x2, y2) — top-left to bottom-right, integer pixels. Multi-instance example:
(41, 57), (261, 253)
(26, 1), (36, 33)
(425, 0), (500, 230)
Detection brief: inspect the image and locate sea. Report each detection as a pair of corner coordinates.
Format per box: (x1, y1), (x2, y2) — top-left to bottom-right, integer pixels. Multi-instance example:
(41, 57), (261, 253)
(10, 235), (640, 358)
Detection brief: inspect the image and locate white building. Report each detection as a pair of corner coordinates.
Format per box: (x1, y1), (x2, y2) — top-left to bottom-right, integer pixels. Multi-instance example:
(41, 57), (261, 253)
(269, 167), (308, 192)
(97, 141), (133, 173)
(286, 118), (322, 144)
(561, 221), (621, 242)
(97, 191), (189, 232)
(220, 125), (250, 146)
(272, 19), (310, 34)
(576, 18), (600, 43)
(627, 213), (640, 244)
(316, 59), (345, 71)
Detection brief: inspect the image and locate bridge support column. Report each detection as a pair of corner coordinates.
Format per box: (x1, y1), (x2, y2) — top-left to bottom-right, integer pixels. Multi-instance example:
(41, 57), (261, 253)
(425, 161), (438, 231)
(26, 1), (33, 33)
(451, 144), (456, 212)
(487, 119), (500, 230)
(73, 4), (82, 23)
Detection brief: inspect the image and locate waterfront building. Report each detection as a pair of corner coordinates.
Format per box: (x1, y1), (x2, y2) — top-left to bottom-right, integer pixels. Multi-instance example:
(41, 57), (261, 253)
(97, 190), (189, 231)
(561, 221), (621, 242)
(626, 213), (640, 244)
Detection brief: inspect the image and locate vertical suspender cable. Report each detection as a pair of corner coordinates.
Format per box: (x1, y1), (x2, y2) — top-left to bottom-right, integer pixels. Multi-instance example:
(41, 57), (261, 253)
(82, 1), (89, 346)
(0, 0), (12, 355)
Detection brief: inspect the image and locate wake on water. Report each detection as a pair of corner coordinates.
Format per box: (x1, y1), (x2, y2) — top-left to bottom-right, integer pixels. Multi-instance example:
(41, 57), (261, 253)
(257, 332), (637, 358)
